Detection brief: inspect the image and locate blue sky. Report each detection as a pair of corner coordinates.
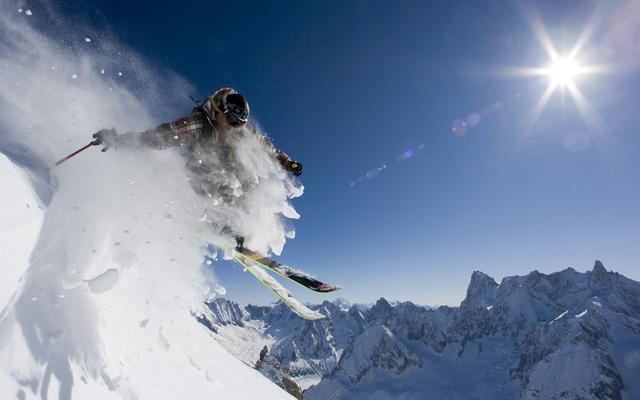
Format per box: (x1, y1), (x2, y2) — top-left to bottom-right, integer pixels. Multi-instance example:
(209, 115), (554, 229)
(56, 0), (640, 306)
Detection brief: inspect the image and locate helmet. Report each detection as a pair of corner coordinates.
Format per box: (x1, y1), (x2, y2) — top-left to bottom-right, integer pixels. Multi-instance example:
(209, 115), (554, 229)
(221, 92), (250, 127)
(210, 88), (249, 127)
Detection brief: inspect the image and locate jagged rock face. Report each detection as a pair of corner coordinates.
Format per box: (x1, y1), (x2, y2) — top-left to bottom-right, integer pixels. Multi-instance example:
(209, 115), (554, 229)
(368, 297), (394, 322)
(203, 261), (640, 400)
(255, 345), (304, 400)
(460, 270), (498, 310)
(205, 297), (249, 326)
(337, 323), (421, 384)
(204, 299), (369, 389)
(268, 301), (367, 379)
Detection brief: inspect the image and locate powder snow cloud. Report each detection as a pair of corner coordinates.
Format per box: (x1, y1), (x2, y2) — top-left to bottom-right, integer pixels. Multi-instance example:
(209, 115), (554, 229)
(0, 1), (302, 397)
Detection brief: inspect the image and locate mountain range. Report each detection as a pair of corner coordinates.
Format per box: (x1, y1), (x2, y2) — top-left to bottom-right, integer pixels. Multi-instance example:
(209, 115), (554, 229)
(199, 261), (640, 400)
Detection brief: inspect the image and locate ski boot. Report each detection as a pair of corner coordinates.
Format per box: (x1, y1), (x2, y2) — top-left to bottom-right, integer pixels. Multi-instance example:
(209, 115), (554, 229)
(220, 225), (244, 250)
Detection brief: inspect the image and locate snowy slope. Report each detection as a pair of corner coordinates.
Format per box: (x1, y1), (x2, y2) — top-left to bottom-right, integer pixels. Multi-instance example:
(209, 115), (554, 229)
(0, 154), (44, 313)
(0, 156), (295, 400)
(0, 3), (303, 398)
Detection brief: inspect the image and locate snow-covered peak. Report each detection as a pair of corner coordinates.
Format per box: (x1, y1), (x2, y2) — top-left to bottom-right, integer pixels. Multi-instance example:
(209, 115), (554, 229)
(368, 297), (394, 322)
(477, 261), (640, 340)
(318, 300), (343, 317)
(206, 297), (250, 326)
(331, 297), (351, 311)
(334, 323), (421, 385)
(460, 270), (498, 310)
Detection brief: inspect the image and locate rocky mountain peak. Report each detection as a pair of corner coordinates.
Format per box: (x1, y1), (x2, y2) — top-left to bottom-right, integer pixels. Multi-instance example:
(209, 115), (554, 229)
(331, 297), (351, 311)
(336, 323), (422, 385)
(375, 297), (392, 308)
(319, 300), (342, 316)
(460, 270), (498, 310)
(589, 260), (614, 288)
(592, 260), (607, 275)
(368, 297), (394, 321)
(470, 270), (498, 287)
(205, 297), (248, 326)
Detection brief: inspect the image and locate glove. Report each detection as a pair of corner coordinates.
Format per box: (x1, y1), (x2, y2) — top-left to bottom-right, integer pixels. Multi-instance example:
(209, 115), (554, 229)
(288, 161), (303, 177)
(92, 128), (120, 152)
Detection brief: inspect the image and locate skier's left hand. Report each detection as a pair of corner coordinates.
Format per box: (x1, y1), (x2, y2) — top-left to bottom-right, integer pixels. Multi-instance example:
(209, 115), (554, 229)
(288, 161), (303, 177)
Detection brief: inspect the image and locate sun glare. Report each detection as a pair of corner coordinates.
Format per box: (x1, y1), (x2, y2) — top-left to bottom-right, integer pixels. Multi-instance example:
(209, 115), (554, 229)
(508, 3), (613, 140)
(545, 58), (580, 86)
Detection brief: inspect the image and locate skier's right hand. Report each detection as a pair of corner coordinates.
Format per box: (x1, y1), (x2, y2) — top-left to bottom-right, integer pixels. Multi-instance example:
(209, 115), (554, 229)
(92, 128), (119, 152)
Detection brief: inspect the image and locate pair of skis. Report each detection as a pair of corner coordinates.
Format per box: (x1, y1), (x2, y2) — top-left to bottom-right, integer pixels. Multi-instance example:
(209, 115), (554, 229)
(233, 247), (341, 320)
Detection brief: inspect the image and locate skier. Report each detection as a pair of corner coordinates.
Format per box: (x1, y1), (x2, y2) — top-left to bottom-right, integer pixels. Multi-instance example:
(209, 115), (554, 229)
(92, 87), (303, 246)
(86, 88), (339, 319)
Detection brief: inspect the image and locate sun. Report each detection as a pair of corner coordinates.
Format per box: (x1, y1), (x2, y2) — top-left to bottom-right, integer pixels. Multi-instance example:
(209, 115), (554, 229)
(545, 57), (580, 87)
(501, 3), (614, 139)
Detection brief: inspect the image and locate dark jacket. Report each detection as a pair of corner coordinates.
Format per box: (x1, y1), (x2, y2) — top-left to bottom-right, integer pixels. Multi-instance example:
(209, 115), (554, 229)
(124, 91), (295, 202)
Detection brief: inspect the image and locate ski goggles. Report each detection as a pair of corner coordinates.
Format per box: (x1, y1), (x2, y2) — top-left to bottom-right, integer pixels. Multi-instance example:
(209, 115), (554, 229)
(222, 100), (249, 127)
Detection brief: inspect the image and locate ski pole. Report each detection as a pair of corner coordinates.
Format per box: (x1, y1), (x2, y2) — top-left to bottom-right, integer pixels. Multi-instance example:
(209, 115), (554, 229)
(55, 140), (100, 166)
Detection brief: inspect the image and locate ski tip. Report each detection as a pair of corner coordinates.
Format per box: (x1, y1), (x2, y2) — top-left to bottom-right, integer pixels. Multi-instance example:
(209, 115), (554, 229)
(289, 307), (326, 320)
(314, 284), (343, 293)
(303, 313), (327, 321)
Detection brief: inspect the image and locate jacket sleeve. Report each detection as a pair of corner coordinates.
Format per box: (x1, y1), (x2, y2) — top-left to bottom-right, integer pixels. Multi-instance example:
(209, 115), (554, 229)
(124, 111), (206, 150)
(251, 126), (294, 170)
